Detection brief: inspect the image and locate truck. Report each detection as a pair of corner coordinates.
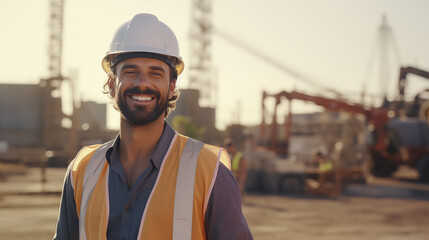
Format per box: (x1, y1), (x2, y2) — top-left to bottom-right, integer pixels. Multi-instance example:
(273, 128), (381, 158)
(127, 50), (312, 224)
(225, 124), (308, 195)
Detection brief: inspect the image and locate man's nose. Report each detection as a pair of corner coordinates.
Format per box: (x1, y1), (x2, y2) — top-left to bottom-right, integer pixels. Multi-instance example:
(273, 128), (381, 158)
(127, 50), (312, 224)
(133, 73), (150, 86)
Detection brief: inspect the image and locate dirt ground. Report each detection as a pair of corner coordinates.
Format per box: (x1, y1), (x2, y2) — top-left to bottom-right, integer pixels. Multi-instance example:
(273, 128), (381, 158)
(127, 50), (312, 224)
(0, 167), (428, 240)
(244, 194), (429, 240)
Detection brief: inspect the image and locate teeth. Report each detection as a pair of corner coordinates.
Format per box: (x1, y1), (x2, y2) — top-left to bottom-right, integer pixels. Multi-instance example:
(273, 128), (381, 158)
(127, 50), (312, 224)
(131, 95), (152, 101)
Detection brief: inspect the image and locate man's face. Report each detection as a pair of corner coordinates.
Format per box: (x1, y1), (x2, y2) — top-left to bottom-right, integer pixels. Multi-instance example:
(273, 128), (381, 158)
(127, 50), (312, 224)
(226, 144), (236, 155)
(112, 58), (175, 126)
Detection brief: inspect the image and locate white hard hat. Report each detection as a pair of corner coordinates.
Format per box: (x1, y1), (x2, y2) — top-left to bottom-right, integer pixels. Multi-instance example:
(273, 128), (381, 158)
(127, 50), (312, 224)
(102, 13), (184, 77)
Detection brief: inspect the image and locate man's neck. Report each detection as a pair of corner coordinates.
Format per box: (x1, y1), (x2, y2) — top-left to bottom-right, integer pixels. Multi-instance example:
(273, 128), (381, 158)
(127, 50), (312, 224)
(118, 116), (165, 187)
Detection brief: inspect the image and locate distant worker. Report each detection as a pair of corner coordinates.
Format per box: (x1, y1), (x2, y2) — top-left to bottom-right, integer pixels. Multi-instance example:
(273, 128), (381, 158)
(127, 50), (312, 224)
(54, 13), (252, 240)
(224, 138), (248, 193)
(315, 151), (333, 171)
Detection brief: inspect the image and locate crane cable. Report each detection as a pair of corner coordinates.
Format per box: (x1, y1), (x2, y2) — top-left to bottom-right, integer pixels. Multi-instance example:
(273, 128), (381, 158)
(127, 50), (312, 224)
(211, 26), (341, 97)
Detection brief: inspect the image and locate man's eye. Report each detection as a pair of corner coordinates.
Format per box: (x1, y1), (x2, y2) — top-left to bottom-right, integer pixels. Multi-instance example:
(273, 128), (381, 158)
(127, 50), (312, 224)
(151, 72), (162, 77)
(123, 71), (137, 76)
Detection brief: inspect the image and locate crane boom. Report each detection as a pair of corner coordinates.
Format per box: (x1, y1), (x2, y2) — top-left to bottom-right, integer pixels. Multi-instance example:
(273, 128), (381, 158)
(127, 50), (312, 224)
(261, 90), (389, 155)
(398, 66), (429, 99)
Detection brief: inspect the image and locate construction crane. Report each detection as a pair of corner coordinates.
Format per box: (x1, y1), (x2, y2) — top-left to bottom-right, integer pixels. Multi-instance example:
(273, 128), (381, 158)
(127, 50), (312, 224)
(41, 0), (79, 162)
(188, 0), (216, 107)
(398, 66), (429, 100)
(260, 90), (380, 156)
(262, 85), (429, 181)
(40, 0), (66, 150)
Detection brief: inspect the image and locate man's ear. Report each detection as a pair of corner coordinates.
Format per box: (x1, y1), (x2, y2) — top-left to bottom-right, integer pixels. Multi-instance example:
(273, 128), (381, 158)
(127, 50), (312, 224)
(168, 80), (176, 100)
(108, 77), (116, 97)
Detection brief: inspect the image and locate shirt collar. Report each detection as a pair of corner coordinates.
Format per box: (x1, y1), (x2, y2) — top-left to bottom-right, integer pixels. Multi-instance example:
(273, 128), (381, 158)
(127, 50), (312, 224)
(151, 121), (176, 169)
(106, 121), (176, 170)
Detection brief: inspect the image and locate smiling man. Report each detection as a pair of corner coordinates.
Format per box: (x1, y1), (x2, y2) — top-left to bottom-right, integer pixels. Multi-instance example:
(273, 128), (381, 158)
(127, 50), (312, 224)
(53, 13), (253, 240)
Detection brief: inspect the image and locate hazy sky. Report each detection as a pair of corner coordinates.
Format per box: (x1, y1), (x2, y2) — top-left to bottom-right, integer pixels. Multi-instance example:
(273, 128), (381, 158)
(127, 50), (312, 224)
(1, 0), (429, 130)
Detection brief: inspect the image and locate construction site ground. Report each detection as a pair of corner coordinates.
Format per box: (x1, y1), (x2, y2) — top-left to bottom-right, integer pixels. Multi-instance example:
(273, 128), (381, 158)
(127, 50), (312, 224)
(0, 165), (428, 240)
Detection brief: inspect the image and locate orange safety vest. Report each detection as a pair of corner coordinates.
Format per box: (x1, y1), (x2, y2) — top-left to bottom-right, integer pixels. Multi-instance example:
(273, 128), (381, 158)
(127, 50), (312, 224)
(69, 133), (231, 240)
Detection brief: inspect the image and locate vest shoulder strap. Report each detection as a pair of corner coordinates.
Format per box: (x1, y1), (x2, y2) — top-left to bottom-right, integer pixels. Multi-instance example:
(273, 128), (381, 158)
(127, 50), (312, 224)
(79, 140), (113, 240)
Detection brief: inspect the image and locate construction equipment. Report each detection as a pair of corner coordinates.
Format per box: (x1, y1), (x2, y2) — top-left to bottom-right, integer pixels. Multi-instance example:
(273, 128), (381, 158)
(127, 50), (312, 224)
(397, 66), (429, 119)
(258, 90), (369, 195)
(390, 66), (429, 181)
(260, 90), (374, 157)
(235, 90), (370, 195)
(260, 65), (429, 182)
(223, 123), (306, 195)
(398, 66), (429, 102)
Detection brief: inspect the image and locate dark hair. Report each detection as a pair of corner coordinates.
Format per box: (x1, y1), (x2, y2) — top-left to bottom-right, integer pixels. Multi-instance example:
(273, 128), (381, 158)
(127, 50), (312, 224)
(223, 138), (234, 148)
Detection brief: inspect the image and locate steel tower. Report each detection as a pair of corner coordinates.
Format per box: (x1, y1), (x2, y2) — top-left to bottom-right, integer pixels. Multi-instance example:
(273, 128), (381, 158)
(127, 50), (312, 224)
(189, 0), (216, 107)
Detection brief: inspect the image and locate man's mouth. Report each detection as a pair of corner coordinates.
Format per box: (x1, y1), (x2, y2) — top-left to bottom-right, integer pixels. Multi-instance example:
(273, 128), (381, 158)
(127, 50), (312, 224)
(124, 87), (160, 103)
(129, 95), (154, 102)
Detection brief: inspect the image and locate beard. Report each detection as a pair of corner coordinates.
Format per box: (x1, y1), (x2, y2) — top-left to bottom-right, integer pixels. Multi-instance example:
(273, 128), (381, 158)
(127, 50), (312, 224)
(117, 87), (168, 126)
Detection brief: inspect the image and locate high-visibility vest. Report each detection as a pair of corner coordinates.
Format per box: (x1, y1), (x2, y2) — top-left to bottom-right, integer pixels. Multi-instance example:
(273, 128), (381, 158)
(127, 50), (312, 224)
(231, 151), (243, 177)
(69, 133), (231, 240)
(319, 161), (333, 171)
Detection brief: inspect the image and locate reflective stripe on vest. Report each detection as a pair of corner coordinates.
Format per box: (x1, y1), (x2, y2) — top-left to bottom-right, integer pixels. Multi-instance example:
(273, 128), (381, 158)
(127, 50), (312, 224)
(73, 134), (228, 239)
(172, 138), (204, 240)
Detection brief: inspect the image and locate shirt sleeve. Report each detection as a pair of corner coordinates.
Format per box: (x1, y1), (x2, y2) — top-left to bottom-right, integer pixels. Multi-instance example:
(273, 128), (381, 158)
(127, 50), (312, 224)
(53, 163), (79, 240)
(204, 163), (253, 240)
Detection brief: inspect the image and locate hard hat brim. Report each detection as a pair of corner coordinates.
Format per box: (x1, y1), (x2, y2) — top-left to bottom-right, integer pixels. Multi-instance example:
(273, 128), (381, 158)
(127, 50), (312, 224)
(102, 51), (184, 77)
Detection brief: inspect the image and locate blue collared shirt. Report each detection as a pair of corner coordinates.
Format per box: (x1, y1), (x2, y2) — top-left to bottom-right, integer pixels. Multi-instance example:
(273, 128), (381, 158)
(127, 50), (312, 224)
(54, 122), (253, 240)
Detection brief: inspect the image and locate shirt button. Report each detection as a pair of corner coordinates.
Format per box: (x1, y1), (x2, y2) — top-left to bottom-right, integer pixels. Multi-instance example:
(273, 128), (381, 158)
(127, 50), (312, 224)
(124, 205), (130, 210)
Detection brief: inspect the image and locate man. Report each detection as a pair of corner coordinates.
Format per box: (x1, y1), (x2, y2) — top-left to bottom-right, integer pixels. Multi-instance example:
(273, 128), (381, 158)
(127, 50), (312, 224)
(54, 13), (253, 240)
(315, 151), (333, 171)
(224, 138), (248, 194)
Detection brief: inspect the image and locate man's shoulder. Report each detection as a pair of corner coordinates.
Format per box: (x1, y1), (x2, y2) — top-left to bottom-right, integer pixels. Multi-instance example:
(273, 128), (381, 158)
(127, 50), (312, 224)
(73, 144), (100, 163)
(175, 135), (231, 169)
(200, 142), (221, 156)
(199, 141), (231, 170)
(176, 135), (219, 155)
(70, 140), (112, 171)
